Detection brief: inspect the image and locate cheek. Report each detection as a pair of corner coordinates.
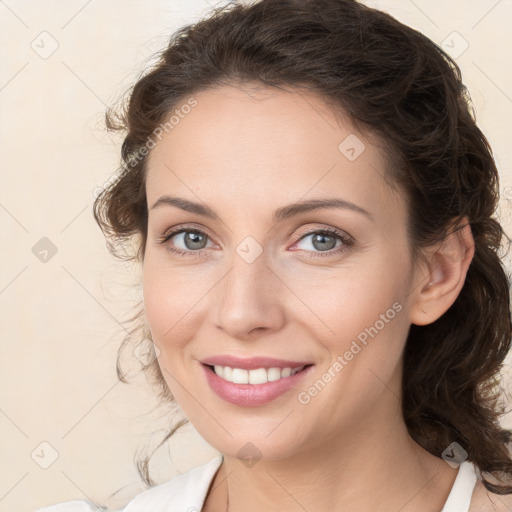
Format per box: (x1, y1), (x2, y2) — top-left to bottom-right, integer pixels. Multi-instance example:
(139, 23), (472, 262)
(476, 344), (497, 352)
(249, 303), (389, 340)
(313, 286), (408, 382)
(142, 271), (176, 340)
(288, 252), (413, 393)
(141, 258), (225, 399)
(141, 268), (196, 397)
(141, 257), (211, 338)
(142, 267), (195, 376)
(282, 255), (410, 341)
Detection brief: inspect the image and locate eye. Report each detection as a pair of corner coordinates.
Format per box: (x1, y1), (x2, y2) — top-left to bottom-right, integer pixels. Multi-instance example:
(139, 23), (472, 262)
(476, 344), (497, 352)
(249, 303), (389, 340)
(157, 227), (214, 257)
(157, 225), (353, 259)
(291, 227), (353, 258)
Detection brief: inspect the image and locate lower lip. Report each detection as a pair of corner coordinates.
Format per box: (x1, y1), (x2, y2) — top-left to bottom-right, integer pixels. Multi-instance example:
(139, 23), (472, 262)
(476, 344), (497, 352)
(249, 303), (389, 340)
(201, 364), (314, 407)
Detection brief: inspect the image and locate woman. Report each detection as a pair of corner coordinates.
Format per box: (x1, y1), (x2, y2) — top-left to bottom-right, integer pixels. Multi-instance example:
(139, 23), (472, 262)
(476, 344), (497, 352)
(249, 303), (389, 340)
(38, 0), (512, 510)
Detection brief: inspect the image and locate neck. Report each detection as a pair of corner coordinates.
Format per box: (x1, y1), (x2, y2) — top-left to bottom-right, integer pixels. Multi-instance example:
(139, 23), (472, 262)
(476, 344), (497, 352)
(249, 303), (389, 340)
(204, 395), (458, 512)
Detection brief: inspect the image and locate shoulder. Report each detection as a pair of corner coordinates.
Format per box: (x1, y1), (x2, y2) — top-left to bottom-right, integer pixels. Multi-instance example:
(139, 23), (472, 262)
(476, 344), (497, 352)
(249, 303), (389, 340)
(469, 479), (512, 511)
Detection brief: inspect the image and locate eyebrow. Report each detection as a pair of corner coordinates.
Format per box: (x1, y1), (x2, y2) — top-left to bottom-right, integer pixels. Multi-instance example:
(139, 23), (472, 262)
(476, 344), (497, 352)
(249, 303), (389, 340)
(150, 196), (372, 222)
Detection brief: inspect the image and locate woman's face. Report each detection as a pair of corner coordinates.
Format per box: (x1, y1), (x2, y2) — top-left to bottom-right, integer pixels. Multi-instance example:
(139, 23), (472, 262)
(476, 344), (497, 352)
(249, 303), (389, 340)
(143, 84), (423, 460)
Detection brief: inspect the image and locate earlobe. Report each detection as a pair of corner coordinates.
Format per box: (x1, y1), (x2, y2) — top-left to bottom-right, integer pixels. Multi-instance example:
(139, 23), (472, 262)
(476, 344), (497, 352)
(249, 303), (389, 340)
(410, 221), (475, 326)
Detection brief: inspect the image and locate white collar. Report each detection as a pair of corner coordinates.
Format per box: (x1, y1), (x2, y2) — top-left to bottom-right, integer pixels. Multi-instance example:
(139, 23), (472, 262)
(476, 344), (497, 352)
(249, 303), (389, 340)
(440, 461), (478, 512)
(123, 455), (223, 512)
(121, 456), (477, 512)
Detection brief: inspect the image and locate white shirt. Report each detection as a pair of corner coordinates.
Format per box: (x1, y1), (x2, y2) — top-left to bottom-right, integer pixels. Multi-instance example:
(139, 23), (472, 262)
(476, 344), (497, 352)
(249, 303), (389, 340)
(36, 456), (477, 512)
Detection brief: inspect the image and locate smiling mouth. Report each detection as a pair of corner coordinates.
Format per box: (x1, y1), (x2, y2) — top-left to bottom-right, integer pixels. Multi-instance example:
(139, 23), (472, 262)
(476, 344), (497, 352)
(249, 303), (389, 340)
(204, 364), (313, 385)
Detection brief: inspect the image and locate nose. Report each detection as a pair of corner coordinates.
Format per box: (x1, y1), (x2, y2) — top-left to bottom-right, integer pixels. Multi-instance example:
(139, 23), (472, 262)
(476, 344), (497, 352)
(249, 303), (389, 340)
(211, 248), (285, 340)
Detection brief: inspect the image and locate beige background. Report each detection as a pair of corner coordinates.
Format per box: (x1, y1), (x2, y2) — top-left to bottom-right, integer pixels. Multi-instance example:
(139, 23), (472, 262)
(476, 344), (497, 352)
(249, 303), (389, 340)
(1, 1), (511, 511)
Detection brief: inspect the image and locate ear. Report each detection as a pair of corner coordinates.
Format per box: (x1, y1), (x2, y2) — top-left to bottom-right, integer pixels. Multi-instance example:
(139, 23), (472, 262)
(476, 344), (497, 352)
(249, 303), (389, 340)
(409, 220), (475, 326)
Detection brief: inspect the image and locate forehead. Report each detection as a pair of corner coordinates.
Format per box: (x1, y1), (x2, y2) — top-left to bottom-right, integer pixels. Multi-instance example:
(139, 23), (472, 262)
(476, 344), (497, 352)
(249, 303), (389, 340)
(145, 84), (400, 222)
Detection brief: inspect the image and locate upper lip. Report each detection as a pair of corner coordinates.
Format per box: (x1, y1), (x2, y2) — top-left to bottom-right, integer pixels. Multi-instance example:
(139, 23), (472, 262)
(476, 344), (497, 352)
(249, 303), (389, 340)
(200, 355), (313, 370)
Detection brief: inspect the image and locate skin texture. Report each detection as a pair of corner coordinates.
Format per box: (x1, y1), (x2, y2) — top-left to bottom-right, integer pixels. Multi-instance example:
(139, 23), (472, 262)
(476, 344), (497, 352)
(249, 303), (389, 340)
(142, 84), (480, 511)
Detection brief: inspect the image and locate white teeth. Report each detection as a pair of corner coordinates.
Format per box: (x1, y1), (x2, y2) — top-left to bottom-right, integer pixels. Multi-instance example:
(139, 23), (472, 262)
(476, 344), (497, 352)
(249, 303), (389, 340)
(267, 367), (282, 382)
(249, 368), (267, 384)
(232, 368), (249, 384)
(212, 365), (305, 384)
(223, 366), (233, 381)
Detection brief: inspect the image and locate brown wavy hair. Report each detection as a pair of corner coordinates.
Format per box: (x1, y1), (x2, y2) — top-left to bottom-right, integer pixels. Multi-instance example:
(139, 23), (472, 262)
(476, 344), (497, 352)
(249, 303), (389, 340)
(93, 0), (512, 493)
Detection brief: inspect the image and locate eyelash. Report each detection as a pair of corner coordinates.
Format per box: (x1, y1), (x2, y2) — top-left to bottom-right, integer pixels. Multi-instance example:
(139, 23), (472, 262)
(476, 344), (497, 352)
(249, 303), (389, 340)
(157, 225), (354, 259)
